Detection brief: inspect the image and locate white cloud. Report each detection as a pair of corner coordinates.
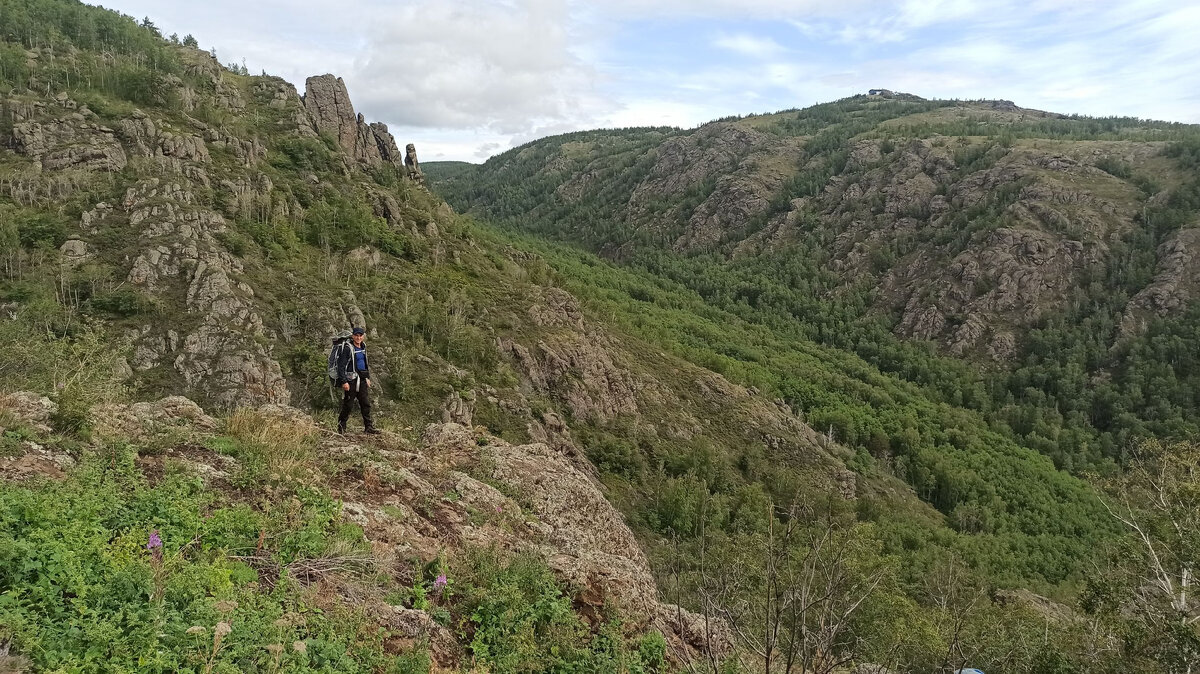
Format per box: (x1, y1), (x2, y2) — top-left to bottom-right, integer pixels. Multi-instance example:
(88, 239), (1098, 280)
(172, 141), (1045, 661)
(348, 0), (611, 135)
(713, 33), (788, 58)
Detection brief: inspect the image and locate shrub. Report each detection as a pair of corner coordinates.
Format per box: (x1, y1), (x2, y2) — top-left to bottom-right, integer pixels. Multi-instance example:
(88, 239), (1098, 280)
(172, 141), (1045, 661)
(0, 450), (416, 673)
(455, 549), (666, 672)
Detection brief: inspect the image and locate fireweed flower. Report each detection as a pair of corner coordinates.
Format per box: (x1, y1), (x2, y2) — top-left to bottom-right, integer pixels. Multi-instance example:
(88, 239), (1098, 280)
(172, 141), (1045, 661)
(433, 573), (448, 592)
(147, 530), (162, 550)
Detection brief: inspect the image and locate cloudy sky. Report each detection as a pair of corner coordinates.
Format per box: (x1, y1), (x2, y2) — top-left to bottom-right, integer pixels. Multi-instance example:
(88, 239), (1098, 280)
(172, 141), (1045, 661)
(101, 0), (1200, 162)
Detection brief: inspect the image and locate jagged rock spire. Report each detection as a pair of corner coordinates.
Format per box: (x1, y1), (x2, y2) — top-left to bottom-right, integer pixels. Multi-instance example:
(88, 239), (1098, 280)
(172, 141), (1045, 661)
(301, 74), (411, 171)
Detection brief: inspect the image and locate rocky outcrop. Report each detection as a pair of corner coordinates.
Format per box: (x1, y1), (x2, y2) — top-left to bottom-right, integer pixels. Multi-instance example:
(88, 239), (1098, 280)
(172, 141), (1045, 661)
(0, 391), (57, 433)
(302, 74), (407, 170)
(891, 227), (1089, 356)
(372, 123), (402, 163)
(58, 239), (90, 266)
(12, 117), (127, 171)
(303, 75), (359, 155)
(121, 178), (288, 407)
(499, 289), (640, 422)
(440, 389), (475, 426)
(1120, 227), (1200, 336)
(421, 422), (663, 622)
(627, 123), (762, 212)
(674, 143), (800, 252)
(404, 143), (422, 182)
(91, 396), (217, 442)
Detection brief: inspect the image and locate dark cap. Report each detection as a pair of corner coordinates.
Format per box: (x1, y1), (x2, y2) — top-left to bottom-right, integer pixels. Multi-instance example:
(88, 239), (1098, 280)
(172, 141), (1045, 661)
(352, 327), (365, 335)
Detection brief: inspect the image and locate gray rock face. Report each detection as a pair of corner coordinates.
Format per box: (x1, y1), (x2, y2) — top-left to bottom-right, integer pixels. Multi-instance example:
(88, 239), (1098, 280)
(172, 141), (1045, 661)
(892, 226), (1089, 355)
(116, 112), (212, 164)
(371, 123), (402, 162)
(120, 178), (288, 407)
(1120, 226), (1200, 336)
(12, 118), (127, 171)
(302, 74), (404, 169)
(303, 74), (359, 152)
(499, 289), (641, 422)
(174, 325), (288, 406)
(675, 143), (798, 252)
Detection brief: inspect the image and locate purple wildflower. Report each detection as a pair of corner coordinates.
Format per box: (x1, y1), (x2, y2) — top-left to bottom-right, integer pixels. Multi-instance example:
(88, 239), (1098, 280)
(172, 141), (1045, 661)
(433, 573), (448, 592)
(147, 530), (163, 550)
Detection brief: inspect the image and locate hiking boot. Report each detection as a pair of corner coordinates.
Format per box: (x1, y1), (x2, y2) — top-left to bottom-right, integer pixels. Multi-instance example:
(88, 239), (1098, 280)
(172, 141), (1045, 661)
(336, 424), (347, 435)
(364, 427), (382, 435)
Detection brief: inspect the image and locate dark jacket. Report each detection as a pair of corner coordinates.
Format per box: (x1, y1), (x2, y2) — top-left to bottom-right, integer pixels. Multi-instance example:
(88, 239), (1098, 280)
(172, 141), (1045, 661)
(334, 341), (370, 385)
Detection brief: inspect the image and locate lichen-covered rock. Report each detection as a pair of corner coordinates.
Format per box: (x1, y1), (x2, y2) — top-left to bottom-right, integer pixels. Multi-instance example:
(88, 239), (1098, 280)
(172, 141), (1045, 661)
(0, 391), (57, 433)
(158, 130), (210, 163)
(58, 239), (90, 266)
(118, 178), (286, 406)
(174, 324), (289, 407)
(440, 389), (475, 426)
(12, 118), (127, 171)
(421, 422), (659, 624)
(404, 143), (422, 181)
(91, 396), (217, 441)
(303, 75), (357, 152)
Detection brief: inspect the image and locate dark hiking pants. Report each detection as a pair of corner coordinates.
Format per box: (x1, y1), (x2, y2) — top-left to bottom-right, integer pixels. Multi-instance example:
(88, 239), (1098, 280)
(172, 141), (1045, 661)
(338, 378), (374, 431)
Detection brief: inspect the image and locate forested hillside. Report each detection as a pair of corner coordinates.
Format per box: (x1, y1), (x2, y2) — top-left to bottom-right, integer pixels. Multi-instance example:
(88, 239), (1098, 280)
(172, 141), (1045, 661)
(0, 0), (1197, 671)
(427, 97), (1200, 671)
(427, 97), (1200, 475)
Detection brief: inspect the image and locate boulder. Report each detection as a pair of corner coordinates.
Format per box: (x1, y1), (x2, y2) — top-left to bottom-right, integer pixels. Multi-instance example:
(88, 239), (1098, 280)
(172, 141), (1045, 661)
(91, 396), (217, 442)
(58, 239), (90, 267)
(0, 392), (57, 433)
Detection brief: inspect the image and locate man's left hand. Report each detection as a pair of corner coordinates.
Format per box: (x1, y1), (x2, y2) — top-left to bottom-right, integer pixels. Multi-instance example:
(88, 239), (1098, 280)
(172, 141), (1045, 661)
(365, 378), (371, 388)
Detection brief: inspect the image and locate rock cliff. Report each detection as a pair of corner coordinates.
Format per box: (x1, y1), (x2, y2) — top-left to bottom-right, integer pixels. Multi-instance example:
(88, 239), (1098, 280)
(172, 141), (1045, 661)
(303, 74), (404, 170)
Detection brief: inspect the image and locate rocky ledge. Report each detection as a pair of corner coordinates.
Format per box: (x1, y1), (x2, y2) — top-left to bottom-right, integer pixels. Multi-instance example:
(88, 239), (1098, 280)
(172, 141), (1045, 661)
(0, 392), (730, 667)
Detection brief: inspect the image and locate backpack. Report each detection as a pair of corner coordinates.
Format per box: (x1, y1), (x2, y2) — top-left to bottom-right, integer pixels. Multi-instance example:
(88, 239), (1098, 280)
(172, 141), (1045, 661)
(327, 332), (352, 382)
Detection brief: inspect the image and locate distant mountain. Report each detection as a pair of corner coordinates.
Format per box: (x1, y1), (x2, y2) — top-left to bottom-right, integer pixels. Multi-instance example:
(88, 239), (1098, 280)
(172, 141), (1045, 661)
(427, 95), (1200, 471)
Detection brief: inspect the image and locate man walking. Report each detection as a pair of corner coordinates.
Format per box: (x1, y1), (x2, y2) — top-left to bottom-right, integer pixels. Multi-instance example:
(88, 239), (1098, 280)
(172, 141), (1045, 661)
(336, 327), (380, 434)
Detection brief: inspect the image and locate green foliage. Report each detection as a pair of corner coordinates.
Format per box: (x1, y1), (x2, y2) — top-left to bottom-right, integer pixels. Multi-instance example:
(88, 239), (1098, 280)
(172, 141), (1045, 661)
(0, 311), (126, 434)
(88, 286), (159, 316)
(1085, 439), (1200, 672)
(454, 549), (666, 673)
(0, 449), (420, 672)
(5, 206), (69, 249)
(270, 137), (335, 173)
(303, 191), (414, 258)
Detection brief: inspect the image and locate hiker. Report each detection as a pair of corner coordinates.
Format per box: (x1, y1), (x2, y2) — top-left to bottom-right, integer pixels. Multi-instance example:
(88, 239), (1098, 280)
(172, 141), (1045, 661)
(334, 327), (379, 434)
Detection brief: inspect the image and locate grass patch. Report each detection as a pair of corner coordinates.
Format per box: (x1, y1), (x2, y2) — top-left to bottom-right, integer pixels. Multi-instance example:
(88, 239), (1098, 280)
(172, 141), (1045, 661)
(222, 409), (321, 485)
